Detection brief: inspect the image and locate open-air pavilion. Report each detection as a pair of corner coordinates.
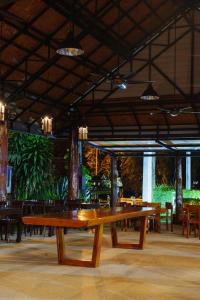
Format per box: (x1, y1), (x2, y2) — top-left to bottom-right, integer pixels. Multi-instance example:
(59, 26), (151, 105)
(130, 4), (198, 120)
(0, 1), (200, 299)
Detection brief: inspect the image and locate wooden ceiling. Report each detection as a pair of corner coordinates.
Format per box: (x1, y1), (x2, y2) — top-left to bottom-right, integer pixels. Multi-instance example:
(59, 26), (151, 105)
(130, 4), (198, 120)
(1, 0), (200, 140)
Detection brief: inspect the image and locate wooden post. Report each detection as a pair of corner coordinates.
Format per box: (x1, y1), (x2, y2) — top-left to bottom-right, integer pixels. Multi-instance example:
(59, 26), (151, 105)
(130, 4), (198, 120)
(0, 124), (8, 200)
(78, 141), (83, 198)
(111, 155), (118, 207)
(175, 155), (183, 221)
(68, 127), (79, 201)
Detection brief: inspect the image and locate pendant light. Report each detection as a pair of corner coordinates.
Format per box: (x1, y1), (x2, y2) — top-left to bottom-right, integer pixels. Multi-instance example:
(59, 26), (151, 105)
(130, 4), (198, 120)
(41, 115), (53, 135)
(140, 33), (159, 100)
(56, 28), (84, 57)
(56, 2), (84, 57)
(140, 83), (159, 100)
(0, 101), (6, 122)
(78, 114), (88, 141)
(78, 125), (88, 141)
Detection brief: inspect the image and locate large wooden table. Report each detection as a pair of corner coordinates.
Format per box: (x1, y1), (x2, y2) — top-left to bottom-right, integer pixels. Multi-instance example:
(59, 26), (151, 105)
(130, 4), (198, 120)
(23, 207), (162, 268)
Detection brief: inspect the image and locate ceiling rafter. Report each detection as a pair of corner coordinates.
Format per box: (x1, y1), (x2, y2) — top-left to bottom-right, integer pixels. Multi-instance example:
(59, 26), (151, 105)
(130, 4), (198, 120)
(69, 3), (192, 111)
(50, 0), (180, 125)
(1, 0), (199, 141)
(16, 0), (151, 123)
(85, 15), (192, 114)
(12, 0), (168, 124)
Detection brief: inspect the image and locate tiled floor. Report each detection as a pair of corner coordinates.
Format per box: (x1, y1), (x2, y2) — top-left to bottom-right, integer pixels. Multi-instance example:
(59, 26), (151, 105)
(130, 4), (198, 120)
(0, 226), (200, 300)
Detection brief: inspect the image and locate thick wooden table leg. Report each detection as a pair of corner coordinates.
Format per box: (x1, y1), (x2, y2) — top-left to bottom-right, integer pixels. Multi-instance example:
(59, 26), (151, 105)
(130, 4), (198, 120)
(92, 223), (104, 267)
(111, 216), (148, 250)
(138, 216), (148, 249)
(56, 224), (104, 268)
(56, 227), (65, 264)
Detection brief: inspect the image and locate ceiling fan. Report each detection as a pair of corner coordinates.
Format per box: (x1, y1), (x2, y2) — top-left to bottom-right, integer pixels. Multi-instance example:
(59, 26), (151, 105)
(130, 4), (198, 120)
(90, 71), (155, 90)
(150, 106), (200, 117)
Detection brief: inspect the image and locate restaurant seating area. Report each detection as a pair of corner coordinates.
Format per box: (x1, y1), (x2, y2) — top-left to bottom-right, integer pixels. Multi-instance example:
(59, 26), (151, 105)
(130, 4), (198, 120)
(1, 0), (200, 299)
(1, 199), (200, 242)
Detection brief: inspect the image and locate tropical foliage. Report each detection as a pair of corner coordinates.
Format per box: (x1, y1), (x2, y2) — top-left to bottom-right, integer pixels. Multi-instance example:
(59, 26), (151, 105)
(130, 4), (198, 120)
(9, 131), (56, 200)
(83, 145), (111, 177)
(153, 184), (200, 207)
(119, 157), (142, 196)
(153, 185), (175, 207)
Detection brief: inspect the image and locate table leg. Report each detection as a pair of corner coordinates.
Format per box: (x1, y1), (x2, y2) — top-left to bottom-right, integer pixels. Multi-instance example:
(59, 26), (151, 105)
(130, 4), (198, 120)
(56, 224), (104, 268)
(111, 216), (148, 250)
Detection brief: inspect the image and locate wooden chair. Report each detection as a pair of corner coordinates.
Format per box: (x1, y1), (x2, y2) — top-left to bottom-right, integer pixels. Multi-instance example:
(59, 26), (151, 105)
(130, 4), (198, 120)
(23, 201), (45, 236)
(117, 202), (132, 231)
(67, 200), (82, 210)
(0, 208), (23, 242)
(160, 202), (173, 232)
(183, 205), (200, 239)
(141, 202), (161, 232)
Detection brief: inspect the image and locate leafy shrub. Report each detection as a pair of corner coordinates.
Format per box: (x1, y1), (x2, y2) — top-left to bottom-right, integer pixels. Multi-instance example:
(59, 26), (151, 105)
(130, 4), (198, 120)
(153, 185), (200, 207)
(9, 131), (55, 200)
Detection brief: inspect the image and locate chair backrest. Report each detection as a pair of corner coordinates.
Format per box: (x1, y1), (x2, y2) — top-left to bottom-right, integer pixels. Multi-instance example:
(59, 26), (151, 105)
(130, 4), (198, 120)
(165, 202), (173, 212)
(118, 202), (132, 208)
(67, 200), (82, 210)
(186, 205), (200, 219)
(0, 201), (6, 207)
(81, 203), (100, 209)
(10, 200), (24, 208)
(142, 202), (161, 208)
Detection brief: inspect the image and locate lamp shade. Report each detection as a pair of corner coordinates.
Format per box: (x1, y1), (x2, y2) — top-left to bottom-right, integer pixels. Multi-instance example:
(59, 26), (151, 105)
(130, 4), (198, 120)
(78, 125), (88, 140)
(0, 101), (6, 122)
(56, 31), (84, 57)
(41, 115), (53, 135)
(140, 83), (159, 100)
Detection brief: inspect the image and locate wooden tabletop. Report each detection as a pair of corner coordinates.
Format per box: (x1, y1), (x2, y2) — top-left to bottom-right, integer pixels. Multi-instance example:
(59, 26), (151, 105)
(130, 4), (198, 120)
(23, 207), (162, 228)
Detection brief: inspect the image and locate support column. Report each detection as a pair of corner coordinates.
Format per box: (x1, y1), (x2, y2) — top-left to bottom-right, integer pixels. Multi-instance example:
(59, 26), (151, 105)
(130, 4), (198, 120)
(68, 128), (79, 201)
(142, 153), (154, 202)
(78, 141), (83, 198)
(0, 124), (8, 200)
(152, 155), (156, 189)
(111, 156), (118, 208)
(186, 152), (191, 190)
(175, 155), (183, 220)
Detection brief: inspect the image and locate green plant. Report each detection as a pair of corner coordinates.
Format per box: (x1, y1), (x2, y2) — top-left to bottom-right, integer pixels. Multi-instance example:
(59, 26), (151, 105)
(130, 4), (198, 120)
(81, 165), (92, 201)
(48, 176), (68, 200)
(153, 184), (175, 207)
(153, 185), (200, 207)
(9, 131), (55, 200)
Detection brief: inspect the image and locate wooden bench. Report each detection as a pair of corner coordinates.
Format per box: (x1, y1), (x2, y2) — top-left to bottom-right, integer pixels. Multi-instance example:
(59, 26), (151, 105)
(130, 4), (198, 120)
(23, 207), (162, 268)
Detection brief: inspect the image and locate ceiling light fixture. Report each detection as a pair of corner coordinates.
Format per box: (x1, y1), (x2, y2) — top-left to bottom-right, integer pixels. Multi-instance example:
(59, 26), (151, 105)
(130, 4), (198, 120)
(78, 125), (88, 141)
(56, 30), (84, 56)
(56, 1), (84, 57)
(41, 115), (53, 135)
(0, 101), (6, 122)
(140, 83), (159, 100)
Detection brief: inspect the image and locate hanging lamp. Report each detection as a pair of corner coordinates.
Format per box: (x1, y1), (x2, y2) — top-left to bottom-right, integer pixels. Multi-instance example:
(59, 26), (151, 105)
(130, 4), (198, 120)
(78, 125), (88, 141)
(56, 25), (84, 57)
(140, 83), (159, 100)
(41, 115), (53, 135)
(0, 101), (6, 122)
